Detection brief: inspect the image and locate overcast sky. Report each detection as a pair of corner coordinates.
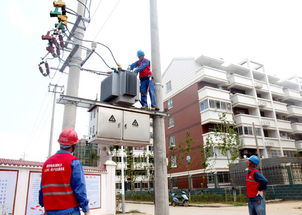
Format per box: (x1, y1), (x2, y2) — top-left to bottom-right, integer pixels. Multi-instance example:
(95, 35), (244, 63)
(1, 0), (302, 161)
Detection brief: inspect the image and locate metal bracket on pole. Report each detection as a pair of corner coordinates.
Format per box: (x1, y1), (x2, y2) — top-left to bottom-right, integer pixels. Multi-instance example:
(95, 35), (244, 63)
(57, 94), (168, 117)
(65, 16), (82, 48)
(81, 68), (111, 76)
(59, 44), (79, 73)
(81, 49), (95, 67)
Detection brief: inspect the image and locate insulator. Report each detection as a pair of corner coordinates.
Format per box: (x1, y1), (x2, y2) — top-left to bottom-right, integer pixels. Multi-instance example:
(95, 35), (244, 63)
(45, 62), (50, 76)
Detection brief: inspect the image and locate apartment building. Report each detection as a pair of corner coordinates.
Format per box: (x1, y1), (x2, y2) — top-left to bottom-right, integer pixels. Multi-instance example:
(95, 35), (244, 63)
(163, 55), (302, 188)
(112, 145), (154, 192)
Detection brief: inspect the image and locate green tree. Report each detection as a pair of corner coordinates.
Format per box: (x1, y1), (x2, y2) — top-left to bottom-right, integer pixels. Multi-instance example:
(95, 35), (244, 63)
(202, 112), (240, 168)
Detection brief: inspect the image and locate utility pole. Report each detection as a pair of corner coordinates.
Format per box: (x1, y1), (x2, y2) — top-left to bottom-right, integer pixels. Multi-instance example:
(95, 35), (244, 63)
(121, 145), (125, 213)
(252, 122), (262, 172)
(150, 0), (170, 214)
(62, 0), (86, 129)
(48, 84), (64, 157)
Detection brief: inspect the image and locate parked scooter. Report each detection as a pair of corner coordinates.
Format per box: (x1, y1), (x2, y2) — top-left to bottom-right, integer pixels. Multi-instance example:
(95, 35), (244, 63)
(171, 191), (189, 206)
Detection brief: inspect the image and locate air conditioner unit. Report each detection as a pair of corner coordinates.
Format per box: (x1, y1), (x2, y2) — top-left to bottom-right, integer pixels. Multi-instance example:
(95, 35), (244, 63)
(254, 82), (263, 89)
(258, 101), (266, 107)
(261, 120), (270, 126)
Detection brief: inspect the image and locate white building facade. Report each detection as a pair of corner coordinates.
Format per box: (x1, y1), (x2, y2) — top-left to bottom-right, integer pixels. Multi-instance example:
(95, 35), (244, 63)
(163, 55), (302, 187)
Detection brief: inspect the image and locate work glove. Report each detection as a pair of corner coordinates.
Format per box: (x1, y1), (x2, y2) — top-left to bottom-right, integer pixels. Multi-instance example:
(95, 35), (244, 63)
(257, 190), (264, 197)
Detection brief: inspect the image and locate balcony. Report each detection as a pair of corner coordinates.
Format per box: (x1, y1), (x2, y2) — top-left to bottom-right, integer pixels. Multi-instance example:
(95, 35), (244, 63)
(196, 66), (228, 85)
(296, 141), (302, 151)
(234, 114), (260, 125)
(273, 101), (288, 113)
(254, 80), (268, 91)
(261, 117), (276, 128)
(228, 74), (253, 89)
(240, 135), (264, 148)
(280, 139), (296, 149)
(200, 109), (233, 125)
(231, 93), (257, 108)
(258, 99), (273, 110)
(277, 119), (292, 131)
(287, 105), (302, 117)
(270, 84), (285, 97)
(283, 88), (302, 101)
(291, 123), (302, 134)
(205, 157), (229, 171)
(198, 86), (230, 101)
(264, 138), (279, 147)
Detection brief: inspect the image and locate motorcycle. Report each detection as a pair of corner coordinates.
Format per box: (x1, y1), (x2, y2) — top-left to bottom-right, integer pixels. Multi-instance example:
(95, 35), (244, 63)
(171, 191), (189, 206)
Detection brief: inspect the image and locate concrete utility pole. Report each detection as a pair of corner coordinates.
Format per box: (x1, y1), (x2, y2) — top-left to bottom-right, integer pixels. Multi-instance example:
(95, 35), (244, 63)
(252, 122), (263, 172)
(62, 0), (86, 129)
(121, 146), (126, 213)
(150, 0), (170, 214)
(48, 84), (64, 157)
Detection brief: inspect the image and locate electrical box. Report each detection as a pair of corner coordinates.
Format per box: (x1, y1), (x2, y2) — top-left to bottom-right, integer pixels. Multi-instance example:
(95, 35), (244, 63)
(100, 71), (139, 106)
(88, 106), (151, 146)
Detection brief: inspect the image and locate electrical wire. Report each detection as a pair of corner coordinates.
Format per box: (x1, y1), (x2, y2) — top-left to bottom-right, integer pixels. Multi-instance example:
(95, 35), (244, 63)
(91, 0), (103, 20)
(75, 0), (91, 19)
(65, 26), (119, 66)
(94, 51), (113, 69)
(66, 27), (118, 65)
(93, 0), (121, 40)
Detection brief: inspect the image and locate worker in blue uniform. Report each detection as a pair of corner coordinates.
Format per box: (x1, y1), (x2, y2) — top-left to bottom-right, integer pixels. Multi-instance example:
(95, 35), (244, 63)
(130, 50), (159, 111)
(246, 155), (268, 215)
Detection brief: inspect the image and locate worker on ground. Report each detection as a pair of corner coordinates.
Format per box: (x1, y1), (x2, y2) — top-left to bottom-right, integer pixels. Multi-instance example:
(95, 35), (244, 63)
(39, 128), (90, 215)
(130, 50), (159, 111)
(246, 155), (268, 215)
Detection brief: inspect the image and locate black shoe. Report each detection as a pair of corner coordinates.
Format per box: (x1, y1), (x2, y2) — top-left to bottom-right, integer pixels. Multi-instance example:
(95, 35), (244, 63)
(150, 107), (160, 111)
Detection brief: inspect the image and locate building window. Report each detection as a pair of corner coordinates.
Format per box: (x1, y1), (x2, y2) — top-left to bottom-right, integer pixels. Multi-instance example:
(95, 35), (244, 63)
(200, 99), (209, 111)
(256, 128), (262, 136)
(166, 81), (172, 93)
(209, 99), (215, 108)
(169, 136), (176, 147)
(244, 126), (253, 135)
(267, 149), (281, 158)
(217, 172), (230, 183)
(208, 99), (231, 112)
(167, 98), (173, 109)
(283, 151), (295, 157)
(238, 126), (262, 136)
(168, 117), (174, 128)
(116, 183), (122, 189)
(171, 155), (177, 168)
(237, 126), (243, 135)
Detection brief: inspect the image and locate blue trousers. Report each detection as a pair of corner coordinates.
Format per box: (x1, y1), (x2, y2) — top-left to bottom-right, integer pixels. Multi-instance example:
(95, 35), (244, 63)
(140, 77), (157, 108)
(248, 198), (266, 215)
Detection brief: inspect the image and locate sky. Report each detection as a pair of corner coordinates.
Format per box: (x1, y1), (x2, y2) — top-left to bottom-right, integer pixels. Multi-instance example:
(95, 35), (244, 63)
(1, 0), (302, 161)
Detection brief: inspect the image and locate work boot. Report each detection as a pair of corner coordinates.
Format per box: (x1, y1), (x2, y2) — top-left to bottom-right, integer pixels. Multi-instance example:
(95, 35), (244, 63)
(141, 106), (148, 110)
(150, 107), (160, 111)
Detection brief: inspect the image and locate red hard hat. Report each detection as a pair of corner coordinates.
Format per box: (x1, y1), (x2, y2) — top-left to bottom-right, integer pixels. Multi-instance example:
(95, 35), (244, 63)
(58, 128), (79, 146)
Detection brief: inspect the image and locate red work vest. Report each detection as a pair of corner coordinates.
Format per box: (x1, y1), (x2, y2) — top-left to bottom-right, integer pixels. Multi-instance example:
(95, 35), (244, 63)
(42, 153), (80, 211)
(246, 168), (260, 198)
(137, 58), (152, 79)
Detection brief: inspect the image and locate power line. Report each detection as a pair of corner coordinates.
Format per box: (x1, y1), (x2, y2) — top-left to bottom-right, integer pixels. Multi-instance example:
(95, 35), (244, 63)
(93, 0), (121, 40)
(91, 0), (103, 20)
(76, 0), (91, 19)
(65, 26), (119, 67)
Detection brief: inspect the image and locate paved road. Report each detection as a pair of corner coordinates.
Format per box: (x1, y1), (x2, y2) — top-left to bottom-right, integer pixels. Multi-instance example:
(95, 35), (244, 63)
(125, 201), (302, 215)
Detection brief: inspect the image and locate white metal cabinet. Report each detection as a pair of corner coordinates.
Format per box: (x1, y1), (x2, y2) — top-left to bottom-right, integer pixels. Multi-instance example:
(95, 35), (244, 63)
(89, 107), (150, 145)
(123, 111), (150, 142)
(97, 107), (123, 140)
